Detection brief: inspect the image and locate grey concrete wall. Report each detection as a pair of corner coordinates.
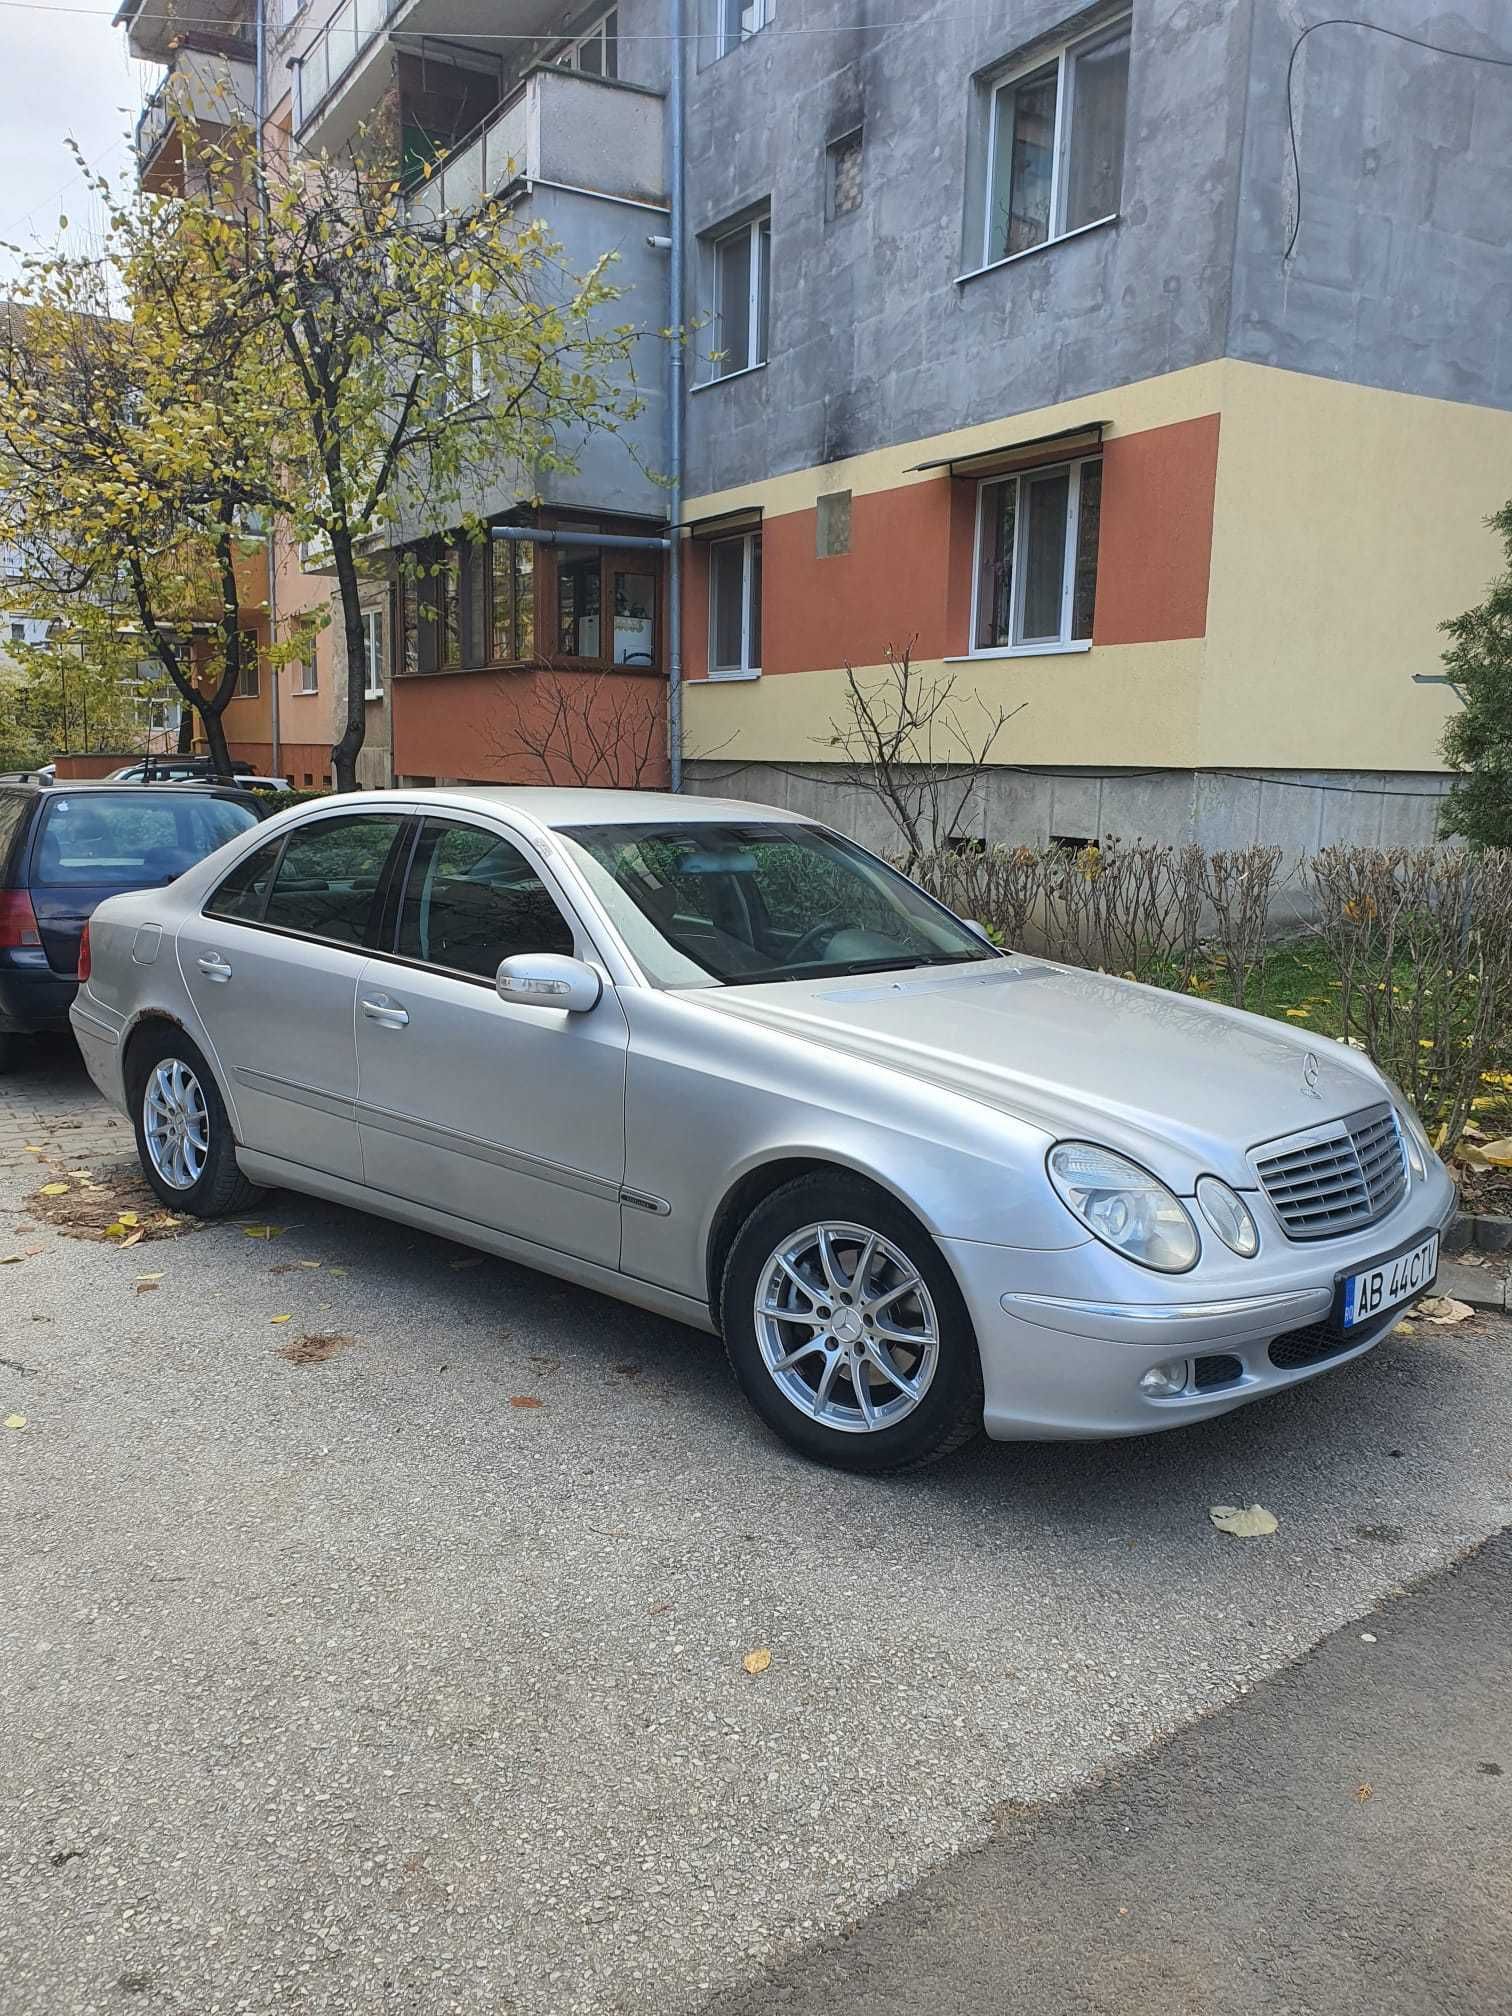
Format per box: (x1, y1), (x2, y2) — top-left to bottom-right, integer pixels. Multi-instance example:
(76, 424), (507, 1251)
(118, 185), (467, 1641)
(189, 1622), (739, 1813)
(683, 759), (1454, 855)
(1229, 2), (1512, 411)
(677, 0), (1254, 496)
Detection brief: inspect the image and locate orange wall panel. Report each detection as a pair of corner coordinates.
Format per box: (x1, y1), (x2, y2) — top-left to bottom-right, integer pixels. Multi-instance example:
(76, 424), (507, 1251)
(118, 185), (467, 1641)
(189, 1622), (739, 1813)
(392, 666), (668, 788)
(1092, 414), (1220, 646)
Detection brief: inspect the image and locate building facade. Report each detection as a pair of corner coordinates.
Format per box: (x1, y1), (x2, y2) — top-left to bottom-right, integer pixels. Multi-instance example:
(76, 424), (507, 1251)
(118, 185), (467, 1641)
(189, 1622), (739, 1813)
(119, 0), (1512, 842)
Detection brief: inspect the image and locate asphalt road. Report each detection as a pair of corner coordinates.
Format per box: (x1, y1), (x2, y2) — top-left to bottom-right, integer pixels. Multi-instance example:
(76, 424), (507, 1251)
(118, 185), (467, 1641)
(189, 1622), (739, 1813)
(3, 1044), (1511, 2015)
(707, 1531), (1512, 2016)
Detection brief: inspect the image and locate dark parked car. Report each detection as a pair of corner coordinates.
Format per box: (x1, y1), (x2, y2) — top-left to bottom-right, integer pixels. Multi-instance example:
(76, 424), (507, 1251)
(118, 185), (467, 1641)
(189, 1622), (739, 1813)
(0, 782), (265, 1071)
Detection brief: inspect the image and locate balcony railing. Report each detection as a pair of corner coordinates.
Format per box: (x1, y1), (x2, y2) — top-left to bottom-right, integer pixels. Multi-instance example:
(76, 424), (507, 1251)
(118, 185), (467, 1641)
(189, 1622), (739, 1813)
(293, 0), (401, 134)
(134, 41), (256, 172)
(405, 68), (666, 221)
(406, 89), (529, 222)
(136, 75), (175, 167)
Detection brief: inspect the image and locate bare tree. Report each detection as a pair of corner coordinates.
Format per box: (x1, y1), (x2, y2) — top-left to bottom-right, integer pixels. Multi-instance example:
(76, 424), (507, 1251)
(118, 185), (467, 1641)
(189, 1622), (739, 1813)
(488, 667), (667, 788)
(819, 641), (1023, 870)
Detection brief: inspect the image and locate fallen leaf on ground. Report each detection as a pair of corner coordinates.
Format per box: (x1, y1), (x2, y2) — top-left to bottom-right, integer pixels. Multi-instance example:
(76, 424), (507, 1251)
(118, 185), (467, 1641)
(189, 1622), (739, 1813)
(1209, 1503), (1279, 1538)
(1, 1255), (24, 1266)
(1414, 1296), (1475, 1325)
(134, 1275), (162, 1294)
(270, 1313), (293, 1325)
(611, 1362), (642, 1379)
(297, 1260), (322, 1270)
(1356, 1783), (1373, 1804)
(1479, 1138), (1512, 1169)
(278, 1331), (355, 1366)
(509, 1395), (543, 1409)
(241, 1224), (285, 1240)
(325, 1266), (347, 1277)
(449, 1255), (484, 1271)
(23, 1144), (43, 1154)
(4, 1414), (27, 1430)
(1395, 1319), (1417, 1335)
(38, 1183), (69, 1197)
(742, 1648), (772, 1675)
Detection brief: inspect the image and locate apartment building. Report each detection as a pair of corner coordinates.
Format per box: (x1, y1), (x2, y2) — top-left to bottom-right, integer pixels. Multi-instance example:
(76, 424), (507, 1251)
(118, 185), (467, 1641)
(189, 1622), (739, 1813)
(119, 0), (1512, 842)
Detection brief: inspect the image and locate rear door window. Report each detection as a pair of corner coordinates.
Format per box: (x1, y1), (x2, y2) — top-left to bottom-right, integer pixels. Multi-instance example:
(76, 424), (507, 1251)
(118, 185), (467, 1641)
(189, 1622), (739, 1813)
(258, 814), (406, 947)
(32, 794), (259, 887)
(396, 819), (574, 979)
(205, 836), (284, 923)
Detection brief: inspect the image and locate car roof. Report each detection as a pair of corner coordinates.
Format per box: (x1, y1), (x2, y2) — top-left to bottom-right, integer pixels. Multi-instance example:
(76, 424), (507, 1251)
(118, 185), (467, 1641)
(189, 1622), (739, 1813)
(0, 779), (260, 800)
(322, 786), (817, 831)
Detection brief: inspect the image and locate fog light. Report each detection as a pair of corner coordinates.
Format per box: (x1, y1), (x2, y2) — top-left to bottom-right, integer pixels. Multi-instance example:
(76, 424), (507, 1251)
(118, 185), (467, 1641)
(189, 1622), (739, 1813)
(1139, 1359), (1190, 1398)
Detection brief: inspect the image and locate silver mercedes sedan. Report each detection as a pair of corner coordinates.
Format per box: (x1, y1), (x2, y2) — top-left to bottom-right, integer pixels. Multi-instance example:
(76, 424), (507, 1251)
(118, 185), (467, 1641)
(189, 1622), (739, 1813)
(70, 787), (1455, 1471)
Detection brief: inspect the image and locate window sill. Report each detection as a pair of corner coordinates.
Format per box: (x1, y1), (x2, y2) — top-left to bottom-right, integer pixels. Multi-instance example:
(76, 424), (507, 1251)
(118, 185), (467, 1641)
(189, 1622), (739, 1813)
(291, 689), (320, 698)
(945, 640), (1093, 663)
(955, 213), (1119, 288)
(702, 668), (762, 683)
(690, 362), (768, 395)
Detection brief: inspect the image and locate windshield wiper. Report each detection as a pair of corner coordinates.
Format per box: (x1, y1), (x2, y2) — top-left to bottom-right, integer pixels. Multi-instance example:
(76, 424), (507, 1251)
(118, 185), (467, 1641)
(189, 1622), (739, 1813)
(723, 950), (991, 987)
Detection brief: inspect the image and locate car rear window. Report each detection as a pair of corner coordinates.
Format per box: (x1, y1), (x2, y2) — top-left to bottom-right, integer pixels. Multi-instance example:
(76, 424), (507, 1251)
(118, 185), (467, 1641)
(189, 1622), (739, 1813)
(32, 794), (259, 888)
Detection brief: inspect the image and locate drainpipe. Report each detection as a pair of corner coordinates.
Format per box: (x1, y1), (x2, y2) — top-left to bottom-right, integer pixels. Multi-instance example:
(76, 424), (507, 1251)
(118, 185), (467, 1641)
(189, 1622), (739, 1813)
(253, 0), (282, 779)
(665, 0), (686, 791)
(489, 528), (670, 553)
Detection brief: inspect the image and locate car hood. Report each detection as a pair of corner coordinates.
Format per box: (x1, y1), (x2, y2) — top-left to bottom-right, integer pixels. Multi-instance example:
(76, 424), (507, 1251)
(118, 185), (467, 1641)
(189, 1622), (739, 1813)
(695, 957), (1390, 1190)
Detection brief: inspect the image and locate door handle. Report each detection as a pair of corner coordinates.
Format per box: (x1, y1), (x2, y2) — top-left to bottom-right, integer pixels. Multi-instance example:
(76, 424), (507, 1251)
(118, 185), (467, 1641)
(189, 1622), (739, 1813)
(196, 952), (233, 983)
(361, 995), (409, 1029)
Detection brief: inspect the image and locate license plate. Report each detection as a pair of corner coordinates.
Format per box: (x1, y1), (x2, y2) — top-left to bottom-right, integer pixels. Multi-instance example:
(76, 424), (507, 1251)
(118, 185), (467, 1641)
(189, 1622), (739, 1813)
(1340, 1233), (1439, 1331)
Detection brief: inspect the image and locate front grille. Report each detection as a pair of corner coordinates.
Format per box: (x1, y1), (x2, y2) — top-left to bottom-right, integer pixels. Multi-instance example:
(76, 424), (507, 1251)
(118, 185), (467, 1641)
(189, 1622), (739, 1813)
(1268, 1308), (1397, 1371)
(1192, 1353), (1244, 1391)
(1253, 1104), (1407, 1240)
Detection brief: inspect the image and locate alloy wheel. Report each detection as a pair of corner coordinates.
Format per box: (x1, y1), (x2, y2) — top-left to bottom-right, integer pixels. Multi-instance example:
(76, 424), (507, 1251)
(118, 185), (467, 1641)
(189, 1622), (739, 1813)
(752, 1219), (941, 1434)
(143, 1058), (209, 1191)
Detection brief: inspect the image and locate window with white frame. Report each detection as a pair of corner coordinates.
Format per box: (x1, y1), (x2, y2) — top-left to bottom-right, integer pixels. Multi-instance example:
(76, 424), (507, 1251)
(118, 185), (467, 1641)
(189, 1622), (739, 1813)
(295, 653), (318, 694)
(555, 7), (618, 77)
(363, 607), (386, 699)
(982, 16), (1129, 267)
(714, 0), (774, 58)
(708, 531), (762, 677)
(706, 211), (770, 379)
(971, 456), (1101, 653)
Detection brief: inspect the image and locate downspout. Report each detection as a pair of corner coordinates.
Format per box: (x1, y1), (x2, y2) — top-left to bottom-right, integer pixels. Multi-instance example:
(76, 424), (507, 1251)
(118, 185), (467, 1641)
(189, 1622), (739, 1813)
(666, 0), (685, 791)
(254, 0), (282, 778)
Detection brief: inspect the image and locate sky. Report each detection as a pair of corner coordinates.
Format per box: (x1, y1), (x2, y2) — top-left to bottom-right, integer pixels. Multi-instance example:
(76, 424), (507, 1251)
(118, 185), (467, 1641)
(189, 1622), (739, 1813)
(0, 3), (159, 278)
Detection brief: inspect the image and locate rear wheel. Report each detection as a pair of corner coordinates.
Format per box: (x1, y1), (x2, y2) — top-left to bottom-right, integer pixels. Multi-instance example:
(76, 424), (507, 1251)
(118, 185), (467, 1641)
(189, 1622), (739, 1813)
(721, 1173), (984, 1473)
(127, 1026), (260, 1218)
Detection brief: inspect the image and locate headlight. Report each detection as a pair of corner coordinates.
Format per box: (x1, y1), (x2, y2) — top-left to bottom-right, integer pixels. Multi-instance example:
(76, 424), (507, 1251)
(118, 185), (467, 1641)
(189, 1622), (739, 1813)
(1195, 1175), (1260, 1258)
(1046, 1142), (1200, 1273)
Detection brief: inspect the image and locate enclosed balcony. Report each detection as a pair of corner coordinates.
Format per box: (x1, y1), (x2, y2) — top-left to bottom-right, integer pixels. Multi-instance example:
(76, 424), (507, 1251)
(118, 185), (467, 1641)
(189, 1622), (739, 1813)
(292, 0), (567, 155)
(406, 66), (666, 221)
(135, 39), (257, 195)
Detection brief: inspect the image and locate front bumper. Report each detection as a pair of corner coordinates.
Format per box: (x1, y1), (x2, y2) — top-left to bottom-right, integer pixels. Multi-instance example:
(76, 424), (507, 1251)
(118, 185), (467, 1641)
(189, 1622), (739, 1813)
(948, 1164), (1458, 1440)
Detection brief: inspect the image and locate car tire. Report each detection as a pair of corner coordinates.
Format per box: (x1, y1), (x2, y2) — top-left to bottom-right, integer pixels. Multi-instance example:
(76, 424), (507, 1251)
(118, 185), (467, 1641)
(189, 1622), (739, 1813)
(127, 1025), (261, 1219)
(720, 1173), (984, 1473)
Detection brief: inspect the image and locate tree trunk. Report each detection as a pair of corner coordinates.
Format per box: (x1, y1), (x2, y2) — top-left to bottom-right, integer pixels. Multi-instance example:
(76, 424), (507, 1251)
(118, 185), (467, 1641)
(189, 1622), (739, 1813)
(198, 699), (236, 782)
(176, 704), (194, 753)
(328, 526), (368, 793)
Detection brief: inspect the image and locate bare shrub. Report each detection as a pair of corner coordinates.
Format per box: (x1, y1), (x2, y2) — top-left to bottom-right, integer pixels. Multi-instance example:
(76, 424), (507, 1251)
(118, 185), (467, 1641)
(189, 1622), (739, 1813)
(820, 643), (1022, 871)
(488, 668), (666, 789)
(1200, 846), (1284, 1011)
(1305, 846), (1512, 1149)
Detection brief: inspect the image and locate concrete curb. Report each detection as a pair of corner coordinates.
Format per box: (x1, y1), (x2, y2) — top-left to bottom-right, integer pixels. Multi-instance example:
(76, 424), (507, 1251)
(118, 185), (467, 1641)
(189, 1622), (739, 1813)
(1434, 1257), (1509, 1315)
(1444, 1210), (1512, 1257)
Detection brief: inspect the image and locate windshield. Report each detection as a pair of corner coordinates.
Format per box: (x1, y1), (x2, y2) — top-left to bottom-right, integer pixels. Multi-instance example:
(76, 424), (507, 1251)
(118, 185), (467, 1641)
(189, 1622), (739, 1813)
(34, 793), (258, 888)
(560, 820), (999, 987)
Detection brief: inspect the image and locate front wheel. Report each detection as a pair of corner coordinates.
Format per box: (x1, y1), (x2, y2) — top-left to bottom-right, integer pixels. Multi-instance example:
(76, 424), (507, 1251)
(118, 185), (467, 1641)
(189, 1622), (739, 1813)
(128, 1027), (260, 1218)
(720, 1173), (984, 1473)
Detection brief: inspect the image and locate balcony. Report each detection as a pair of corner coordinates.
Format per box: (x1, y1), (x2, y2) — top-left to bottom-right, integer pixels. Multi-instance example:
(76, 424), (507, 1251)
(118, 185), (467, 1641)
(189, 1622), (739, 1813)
(135, 40), (256, 192)
(293, 0), (564, 154)
(115, 0), (251, 66)
(406, 67), (666, 221)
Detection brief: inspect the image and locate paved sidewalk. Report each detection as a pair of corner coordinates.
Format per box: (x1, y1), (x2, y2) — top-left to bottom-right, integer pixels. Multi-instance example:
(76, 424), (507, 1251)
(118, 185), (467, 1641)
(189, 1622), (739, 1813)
(0, 1037), (131, 1174)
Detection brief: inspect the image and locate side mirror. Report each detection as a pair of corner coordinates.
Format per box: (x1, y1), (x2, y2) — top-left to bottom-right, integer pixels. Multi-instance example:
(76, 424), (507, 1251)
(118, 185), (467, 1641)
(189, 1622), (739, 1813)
(963, 918), (994, 946)
(496, 952), (603, 1015)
